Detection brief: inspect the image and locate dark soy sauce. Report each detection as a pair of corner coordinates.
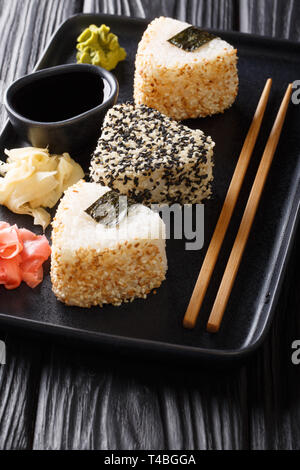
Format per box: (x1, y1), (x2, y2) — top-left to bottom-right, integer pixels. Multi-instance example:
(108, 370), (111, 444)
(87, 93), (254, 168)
(12, 71), (109, 122)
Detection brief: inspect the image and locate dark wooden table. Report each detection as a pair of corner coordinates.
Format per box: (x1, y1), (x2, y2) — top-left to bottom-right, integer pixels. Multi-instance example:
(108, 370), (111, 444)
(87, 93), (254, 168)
(0, 0), (299, 450)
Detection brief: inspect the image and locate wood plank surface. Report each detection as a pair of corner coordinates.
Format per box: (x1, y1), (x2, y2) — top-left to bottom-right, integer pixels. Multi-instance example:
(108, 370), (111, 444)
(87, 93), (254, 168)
(0, 0), (83, 129)
(0, 0), (82, 450)
(83, 0), (235, 29)
(247, 240), (300, 450)
(0, 334), (46, 449)
(32, 347), (249, 450)
(240, 0), (300, 40)
(0, 0), (299, 450)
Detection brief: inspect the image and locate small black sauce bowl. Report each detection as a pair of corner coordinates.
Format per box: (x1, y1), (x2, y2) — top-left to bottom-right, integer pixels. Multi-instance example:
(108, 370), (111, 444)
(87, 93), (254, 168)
(4, 64), (119, 156)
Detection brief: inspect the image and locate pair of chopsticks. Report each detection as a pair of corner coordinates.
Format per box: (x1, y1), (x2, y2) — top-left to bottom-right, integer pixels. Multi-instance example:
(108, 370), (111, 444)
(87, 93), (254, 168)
(184, 79), (292, 333)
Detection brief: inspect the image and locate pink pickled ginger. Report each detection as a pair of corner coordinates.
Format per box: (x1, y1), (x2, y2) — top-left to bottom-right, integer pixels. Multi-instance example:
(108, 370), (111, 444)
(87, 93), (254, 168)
(0, 222), (51, 290)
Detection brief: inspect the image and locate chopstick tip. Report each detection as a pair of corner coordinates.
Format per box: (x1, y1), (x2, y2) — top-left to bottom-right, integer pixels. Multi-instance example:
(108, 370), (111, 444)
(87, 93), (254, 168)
(207, 322), (220, 334)
(183, 317), (196, 329)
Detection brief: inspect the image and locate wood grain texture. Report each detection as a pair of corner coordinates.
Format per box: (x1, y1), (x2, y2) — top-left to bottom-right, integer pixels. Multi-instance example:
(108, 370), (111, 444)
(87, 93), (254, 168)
(248, 232), (300, 450)
(33, 352), (166, 450)
(0, 0), (82, 449)
(240, 0), (300, 40)
(32, 346), (249, 450)
(83, 0), (235, 29)
(240, 0), (300, 450)
(0, 334), (44, 449)
(0, 0), (82, 128)
(0, 0), (299, 451)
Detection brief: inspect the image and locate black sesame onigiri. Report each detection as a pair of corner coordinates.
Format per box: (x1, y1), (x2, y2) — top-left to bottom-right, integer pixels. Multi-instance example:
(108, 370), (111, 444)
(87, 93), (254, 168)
(90, 103), (215, 205)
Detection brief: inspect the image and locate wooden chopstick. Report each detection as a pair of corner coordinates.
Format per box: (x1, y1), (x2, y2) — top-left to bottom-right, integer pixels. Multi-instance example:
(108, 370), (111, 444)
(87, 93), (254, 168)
(183, 78), (272, 329)
(207, 83), (293, 333)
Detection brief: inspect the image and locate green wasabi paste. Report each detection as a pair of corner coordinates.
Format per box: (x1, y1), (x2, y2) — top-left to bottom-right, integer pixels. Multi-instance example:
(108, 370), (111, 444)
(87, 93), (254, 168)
(76, 24), (127, 71)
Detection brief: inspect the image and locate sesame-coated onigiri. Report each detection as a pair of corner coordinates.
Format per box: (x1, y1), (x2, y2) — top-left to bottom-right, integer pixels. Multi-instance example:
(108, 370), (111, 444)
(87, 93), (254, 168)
(134, 16), (239, 120)
(51, 181), (167, 308)
(90, 103), (215, 205)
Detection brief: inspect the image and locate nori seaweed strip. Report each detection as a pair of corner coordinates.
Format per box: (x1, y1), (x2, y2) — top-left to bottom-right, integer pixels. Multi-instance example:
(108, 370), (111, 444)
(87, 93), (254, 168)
(168, 26), (217, 52)
(85, 191), (136, 227)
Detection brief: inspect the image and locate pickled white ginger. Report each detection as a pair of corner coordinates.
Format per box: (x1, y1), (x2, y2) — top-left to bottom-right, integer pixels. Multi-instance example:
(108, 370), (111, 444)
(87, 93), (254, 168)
(0, 147), (84, 230)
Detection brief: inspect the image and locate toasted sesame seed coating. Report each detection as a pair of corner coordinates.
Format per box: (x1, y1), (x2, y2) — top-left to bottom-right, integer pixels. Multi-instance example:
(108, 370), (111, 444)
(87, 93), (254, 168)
(51, 181), (167, 308)
(134, 17), (239, 120)
(51, 242), (166, 308)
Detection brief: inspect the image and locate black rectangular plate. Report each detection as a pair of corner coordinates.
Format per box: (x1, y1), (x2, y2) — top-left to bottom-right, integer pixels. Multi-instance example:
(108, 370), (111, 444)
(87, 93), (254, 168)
(0, 14), (299, 361)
